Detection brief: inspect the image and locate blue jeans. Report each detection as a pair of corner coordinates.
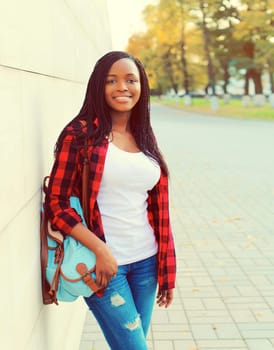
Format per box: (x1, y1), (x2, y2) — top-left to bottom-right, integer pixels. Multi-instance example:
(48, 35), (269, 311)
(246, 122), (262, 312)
(84, 255), (158, 350)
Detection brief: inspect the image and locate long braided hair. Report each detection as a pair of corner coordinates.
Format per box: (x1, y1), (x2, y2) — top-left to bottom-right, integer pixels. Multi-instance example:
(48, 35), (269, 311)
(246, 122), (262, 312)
(56, 51), (168, 175)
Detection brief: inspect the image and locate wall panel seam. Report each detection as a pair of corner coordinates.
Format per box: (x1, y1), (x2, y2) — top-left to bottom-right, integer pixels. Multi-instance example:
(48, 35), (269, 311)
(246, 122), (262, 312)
(0, 188), (41, 234)
(0, 63), (85, 84)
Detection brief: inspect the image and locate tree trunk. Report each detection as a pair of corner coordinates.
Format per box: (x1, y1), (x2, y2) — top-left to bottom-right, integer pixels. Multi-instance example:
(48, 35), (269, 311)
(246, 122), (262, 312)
(270, 73), (274, 94)
(268, 60), (274, 93)
(180, 40), (190, 95)
(244, 73), (249, 95)
(178, 1), (190, 95)
(199, 0), (216, 96)
(245, 68), (263, 95)
(222, 62), (229, 94)
(163, 50), (178, 94)
(251, 69), (263, 94)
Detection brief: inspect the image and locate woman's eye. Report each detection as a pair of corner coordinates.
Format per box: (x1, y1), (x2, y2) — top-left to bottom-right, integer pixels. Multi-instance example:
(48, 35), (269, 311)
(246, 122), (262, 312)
(106, 79), (116, 84)
(106, 78), (138, 85)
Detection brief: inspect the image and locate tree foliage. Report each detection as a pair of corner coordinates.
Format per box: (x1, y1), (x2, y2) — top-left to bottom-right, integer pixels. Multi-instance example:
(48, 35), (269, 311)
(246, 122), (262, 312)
(126, 0), (274, 96)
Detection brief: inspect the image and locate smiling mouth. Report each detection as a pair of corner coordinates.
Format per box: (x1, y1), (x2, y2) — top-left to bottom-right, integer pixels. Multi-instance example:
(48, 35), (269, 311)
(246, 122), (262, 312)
(114, 96), (132, 102)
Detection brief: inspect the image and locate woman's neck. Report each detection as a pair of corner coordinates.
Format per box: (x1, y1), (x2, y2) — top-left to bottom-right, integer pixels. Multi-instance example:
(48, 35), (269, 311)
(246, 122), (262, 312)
(111, 112), (131, 133)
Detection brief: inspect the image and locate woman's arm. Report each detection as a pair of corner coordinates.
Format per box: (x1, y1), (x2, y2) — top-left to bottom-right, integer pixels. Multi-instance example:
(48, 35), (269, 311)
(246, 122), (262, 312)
(45, 131), (83, 233)
(45, 124), (118, 287)
(147, 173), (176, 292)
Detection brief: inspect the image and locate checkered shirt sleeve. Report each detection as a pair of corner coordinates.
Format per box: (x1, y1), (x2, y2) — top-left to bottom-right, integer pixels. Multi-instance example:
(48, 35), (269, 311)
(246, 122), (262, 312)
(44, 125), (84, 234)
(147, 173), (176, 290)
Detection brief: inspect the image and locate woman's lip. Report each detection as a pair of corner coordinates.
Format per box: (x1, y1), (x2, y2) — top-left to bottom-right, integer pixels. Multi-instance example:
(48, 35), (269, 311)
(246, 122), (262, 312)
(113, 96), (132, 102)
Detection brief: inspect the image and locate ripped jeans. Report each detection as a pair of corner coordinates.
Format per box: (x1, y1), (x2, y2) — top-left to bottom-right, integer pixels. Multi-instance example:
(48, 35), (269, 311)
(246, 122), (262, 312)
(84, 254), (158, 350)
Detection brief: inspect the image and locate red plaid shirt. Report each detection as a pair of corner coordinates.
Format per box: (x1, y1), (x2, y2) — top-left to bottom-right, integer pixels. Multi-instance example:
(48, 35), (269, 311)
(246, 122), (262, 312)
(45, 121), (176, 290)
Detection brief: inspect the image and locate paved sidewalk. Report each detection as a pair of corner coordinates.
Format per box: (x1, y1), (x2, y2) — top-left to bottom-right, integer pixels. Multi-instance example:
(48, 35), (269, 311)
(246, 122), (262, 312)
(79, 103), (274, 350)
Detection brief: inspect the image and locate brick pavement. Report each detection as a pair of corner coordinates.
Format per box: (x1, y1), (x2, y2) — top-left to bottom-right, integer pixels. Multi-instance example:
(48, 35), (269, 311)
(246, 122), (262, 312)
(79, 103), (274, 350)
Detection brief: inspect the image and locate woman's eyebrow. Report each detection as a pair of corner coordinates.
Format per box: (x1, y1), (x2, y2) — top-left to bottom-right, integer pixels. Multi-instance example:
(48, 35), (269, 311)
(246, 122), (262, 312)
(106, 73), (138, 77)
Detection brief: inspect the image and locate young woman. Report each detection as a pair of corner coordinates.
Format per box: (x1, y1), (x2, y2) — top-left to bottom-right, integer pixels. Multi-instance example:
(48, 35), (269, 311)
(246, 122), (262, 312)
(45, 51), (176, 350)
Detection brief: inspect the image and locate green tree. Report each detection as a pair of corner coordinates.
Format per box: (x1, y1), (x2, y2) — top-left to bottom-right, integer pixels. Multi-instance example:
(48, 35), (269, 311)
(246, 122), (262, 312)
(207, 1), (240, 95)
(189, 0), (240, 96)
(127, 0), (273, 99)
(233, 0), (274, 95)
(128, 1), (196, 95)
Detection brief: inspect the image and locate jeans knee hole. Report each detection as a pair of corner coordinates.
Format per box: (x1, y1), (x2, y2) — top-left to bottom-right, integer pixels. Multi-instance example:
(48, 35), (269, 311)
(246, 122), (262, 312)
(125, 315), (141, 331)
(110, 292), (126, 307)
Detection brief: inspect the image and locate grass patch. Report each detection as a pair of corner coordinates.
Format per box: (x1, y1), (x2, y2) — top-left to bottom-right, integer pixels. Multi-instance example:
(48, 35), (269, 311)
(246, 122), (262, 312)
(151, 96), (274, 121)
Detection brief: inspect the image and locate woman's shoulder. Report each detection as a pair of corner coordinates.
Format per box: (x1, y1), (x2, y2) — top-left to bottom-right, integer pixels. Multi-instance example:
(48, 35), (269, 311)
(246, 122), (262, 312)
(59, 119), (88, 142)
(57, 117), (101, 150)
(66, 119), (88, 135)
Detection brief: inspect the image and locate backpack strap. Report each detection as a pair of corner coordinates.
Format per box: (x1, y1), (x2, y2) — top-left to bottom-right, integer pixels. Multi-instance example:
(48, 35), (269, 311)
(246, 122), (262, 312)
(82, 138), (90, 228)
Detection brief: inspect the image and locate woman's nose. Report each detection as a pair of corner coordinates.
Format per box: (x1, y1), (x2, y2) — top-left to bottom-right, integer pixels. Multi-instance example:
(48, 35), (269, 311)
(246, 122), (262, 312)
(117, 80), (128, 91)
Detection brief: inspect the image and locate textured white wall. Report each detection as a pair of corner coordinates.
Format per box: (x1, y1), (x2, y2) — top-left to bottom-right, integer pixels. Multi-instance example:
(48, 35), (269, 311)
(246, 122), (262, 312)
(0, 1), (112, 349)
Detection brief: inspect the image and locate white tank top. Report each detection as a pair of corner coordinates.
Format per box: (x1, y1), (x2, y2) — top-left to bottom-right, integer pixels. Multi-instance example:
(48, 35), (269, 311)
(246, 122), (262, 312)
(97, 142), (161, 265)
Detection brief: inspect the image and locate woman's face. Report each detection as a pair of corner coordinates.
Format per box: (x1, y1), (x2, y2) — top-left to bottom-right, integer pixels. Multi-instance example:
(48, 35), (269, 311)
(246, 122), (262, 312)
(105, 58), (141, 115)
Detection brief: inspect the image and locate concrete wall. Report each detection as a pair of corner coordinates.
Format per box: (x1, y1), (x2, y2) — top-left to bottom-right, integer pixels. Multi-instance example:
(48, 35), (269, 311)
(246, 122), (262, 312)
(0, 1), (112, 349)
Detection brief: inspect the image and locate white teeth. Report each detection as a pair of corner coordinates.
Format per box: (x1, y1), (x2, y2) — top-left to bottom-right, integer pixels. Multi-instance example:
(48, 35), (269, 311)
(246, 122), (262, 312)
(114, 96), (131, 102)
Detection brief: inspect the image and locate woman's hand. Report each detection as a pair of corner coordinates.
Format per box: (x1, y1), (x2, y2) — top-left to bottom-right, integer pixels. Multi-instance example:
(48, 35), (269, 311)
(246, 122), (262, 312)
(156, 288), (174, 308)
(95, 244), (118, 289)
(70, 223), (118, 289)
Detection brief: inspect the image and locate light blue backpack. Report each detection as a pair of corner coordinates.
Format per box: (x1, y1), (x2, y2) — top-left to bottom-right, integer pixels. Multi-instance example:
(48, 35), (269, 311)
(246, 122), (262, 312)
(45, 196), (98, 303)
(41, 140), (99, 304)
